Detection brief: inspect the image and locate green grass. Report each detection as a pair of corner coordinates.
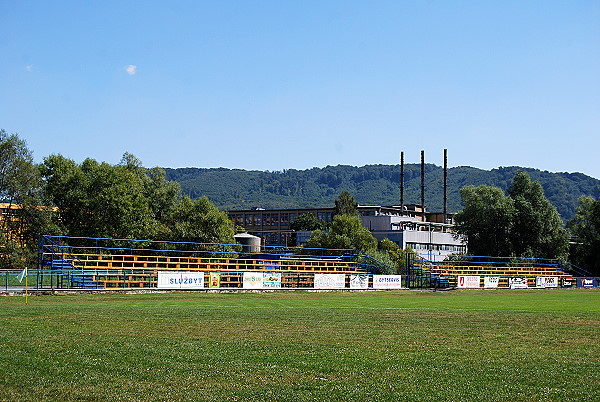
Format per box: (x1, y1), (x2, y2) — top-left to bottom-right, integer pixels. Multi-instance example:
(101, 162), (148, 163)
(1, 289), (599, 401)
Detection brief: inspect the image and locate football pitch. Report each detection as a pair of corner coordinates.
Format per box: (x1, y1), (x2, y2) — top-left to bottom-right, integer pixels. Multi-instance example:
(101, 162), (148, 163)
(1, 289), (598, 401)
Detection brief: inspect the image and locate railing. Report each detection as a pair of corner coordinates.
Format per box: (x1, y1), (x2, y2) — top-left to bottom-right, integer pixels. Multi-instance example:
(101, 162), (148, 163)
(36, 235), (395, 289)
(557, 259), (593, 277)
(0, 268), (80, 291)
(38, 235), (393, 271)
(1, 268), (408, 291)
(39, 235), (85, 269)
(406, 253), (453, 289)
(405, 253), (590, 289)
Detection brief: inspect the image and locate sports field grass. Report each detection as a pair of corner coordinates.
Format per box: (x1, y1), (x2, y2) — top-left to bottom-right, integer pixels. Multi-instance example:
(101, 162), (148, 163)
(1, 289), (599, 401)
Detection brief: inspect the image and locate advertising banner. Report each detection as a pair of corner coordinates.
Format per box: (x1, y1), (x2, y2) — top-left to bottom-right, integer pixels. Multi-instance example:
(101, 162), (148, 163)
(483, 276), (500, 288)
(373, 275), (402, 289)
(458, 276), (481, 288)
(349, 274), (369, 289)
(577, 278), (598, 288)
(243, 272), (264, 289)
(561, 277), (575, 288)
(509, 277), (529, 289)
(208, 272), (221, 288)
(535, 277), (558, 288)
(263, 272), (282, 289)
(314, 274), (346, 289)
(157, 271), (180, 289)
(157, 271), (205, 289)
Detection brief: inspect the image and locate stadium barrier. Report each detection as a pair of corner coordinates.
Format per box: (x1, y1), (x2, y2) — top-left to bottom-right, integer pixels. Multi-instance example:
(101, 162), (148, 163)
(406, 253), (594, 289)
(29, 235), (396, 290)
(0, 268), (405, 291)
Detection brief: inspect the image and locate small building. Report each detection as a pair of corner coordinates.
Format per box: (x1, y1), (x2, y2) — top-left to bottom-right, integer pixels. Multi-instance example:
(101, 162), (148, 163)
(360, 215), (466, 261)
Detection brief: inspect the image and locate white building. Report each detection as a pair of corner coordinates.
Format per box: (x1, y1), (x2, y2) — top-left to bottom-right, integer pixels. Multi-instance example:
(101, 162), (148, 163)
(360, 215), (467, 261)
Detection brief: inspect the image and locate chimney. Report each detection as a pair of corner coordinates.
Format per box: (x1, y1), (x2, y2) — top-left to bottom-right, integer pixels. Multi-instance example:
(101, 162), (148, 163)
(443, 149), (448, 225)
(400, 151), (404, 215)
(421, 150), (425, 222)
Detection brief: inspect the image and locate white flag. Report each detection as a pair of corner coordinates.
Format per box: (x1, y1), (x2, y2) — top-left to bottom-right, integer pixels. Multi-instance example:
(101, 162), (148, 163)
(17, 267), (27, 283)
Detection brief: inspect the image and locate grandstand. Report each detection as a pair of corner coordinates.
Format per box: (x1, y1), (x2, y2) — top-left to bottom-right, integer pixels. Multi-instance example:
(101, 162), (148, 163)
(23, 235), (591, 291)
(407, 253), (588, 289)
(37, 235), (392, 290)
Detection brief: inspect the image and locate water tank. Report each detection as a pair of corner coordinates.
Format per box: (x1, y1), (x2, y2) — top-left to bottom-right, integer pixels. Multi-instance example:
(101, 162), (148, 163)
(234, 233), (261, 254)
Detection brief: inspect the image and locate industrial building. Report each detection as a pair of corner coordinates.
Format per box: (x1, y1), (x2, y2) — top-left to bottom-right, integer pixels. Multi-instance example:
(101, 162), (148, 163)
(227, 204), (467, 261)
(228, 149), (466, 260)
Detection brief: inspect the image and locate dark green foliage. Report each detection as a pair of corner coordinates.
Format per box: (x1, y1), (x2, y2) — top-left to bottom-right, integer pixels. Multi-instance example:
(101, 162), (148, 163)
(289, 212), (327, 231)
(165, 165), (600, 221)
(163, 196), (236, 248)
(304, 215), (377, 253)
(332, 191), (358, 217)
(455, 185), (516, 257)
(41, 155), (157, 239)
(455, 172), (570, 260)
(508, 172), (569, 260)
(40, 153), (235, 245)
(378, 238), (412, 274)
(0, 130), (40, 205)
(568, 195), (600, 275)
(0, 130), (59, 268)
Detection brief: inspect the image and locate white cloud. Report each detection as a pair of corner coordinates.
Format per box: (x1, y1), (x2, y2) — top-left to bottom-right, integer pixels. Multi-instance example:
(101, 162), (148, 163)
(125, 65), (137, 75)
(25, 65), (33, 72)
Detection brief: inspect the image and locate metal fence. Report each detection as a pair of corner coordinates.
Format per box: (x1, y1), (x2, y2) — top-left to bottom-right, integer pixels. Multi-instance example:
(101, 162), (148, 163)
(0, 269), (406, 291)
(1, 268), (73, 291)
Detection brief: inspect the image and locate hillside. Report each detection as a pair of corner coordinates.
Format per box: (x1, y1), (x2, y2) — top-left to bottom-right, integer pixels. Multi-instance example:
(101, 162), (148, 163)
(164, 165), (600, 222)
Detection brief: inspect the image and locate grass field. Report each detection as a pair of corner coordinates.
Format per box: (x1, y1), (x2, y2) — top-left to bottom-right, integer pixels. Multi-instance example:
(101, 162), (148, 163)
(1, 289), (599, 401)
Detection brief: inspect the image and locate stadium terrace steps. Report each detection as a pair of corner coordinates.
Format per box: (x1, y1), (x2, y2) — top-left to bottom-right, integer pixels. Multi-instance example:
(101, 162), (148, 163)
(412, 261), (568, 288)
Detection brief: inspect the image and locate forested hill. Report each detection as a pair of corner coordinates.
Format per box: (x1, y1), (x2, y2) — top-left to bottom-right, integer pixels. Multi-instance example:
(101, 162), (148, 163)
(164, 165), (600, 221)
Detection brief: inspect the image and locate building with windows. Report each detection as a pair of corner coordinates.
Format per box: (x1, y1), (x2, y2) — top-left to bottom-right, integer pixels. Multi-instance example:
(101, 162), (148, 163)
(359, 214), (466, 261)
(227, 204), (466, 260)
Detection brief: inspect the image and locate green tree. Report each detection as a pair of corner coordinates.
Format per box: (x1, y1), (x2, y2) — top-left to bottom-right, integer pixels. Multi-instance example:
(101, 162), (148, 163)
(41, 153), (239, 248)
(41, 155), (155, 239)
(304, 214), (377, 253)
(0, 130), (39, 206)
(0, 130), (58, 268)
(290, 213), (327, 231)
(332, 191), (358, 217)
(455, 172), (570, 260)
(165, 196), (236, 253)
(454, 185), (515, 257)
(568, 195), (600, 275)
(508, 171), (569, 259)
(378, 238), (413, 275)
(39, 154), (89, 235)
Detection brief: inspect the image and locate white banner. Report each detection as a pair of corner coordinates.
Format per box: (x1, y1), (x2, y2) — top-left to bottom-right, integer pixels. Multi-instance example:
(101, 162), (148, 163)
(483, 276), (500, 288)
(458, 276), (480, 288)
(314, 274), (346, 289)
(373, 275), (402, 289)
(243, 272), (264, 289)
(349, 274), (369, 289)
(157, 271), (205, 289)
(536, 277), (558, 288)
(263, 272), (282, 289)
(509, 277), (529, 289)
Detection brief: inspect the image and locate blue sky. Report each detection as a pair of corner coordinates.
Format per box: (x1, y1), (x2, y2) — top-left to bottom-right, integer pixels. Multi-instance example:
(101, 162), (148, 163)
(1, 1), (599, 178)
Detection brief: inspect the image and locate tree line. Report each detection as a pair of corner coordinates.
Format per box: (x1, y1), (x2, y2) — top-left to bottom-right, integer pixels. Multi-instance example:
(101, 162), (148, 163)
(0, 130), (235, 270)
(165, 164), (600, 221)
(455, 172), (599, 275)
(2, 129), (599, 275)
